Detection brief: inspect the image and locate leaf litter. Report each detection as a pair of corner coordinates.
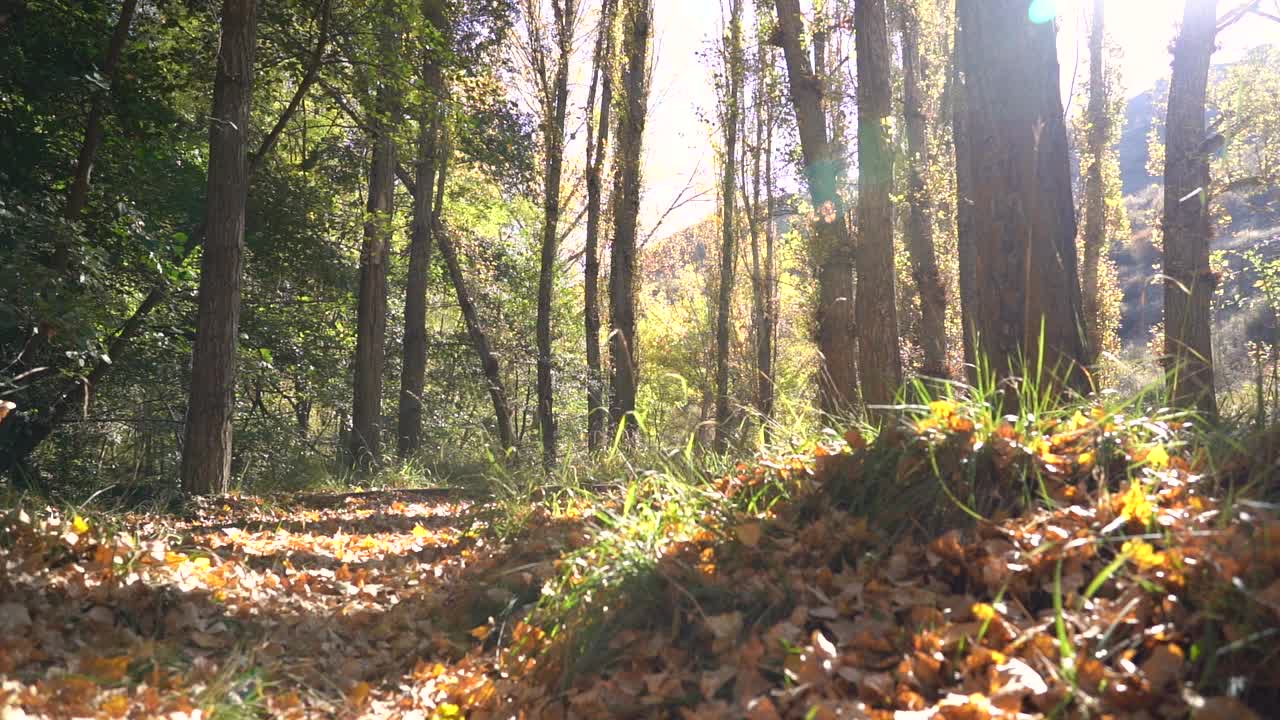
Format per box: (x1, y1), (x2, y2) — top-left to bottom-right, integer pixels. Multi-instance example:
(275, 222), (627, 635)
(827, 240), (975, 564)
(2, 409), (1279, 718)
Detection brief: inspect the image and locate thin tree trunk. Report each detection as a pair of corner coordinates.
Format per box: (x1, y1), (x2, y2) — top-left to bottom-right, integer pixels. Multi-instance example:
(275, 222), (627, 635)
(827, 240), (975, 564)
(742, 32), (775, 438)
(1081, 0), (1107, 367)
(608, 0), (652, 440)
(536, 0), (576, 471)
(55, 0), (139, 271)
(348, 2), (402, 471)
(433, 132), (517, 452)
(955, 0), (1086, 402)
(854, 0), (901, 412)
(397, 0), (448, 459)
(900, 1), (947, 380)
(179, 0), (259, 495)
(714, 0), (744, 451)
(584, 0), (617, 451)
(1162, 0), (1218, 417)
(772, 0), (858, 416)
(952, 13), (977, 383)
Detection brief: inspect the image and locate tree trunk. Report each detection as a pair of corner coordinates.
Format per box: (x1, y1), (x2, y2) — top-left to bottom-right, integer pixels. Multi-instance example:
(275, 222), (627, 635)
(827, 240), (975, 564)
(584, 0), (617, 452)
(1162, 0), (1217, 417)
(772, 0), (858, 416)
(396, 0), (448, 460)
(854, 0), (901, 412)
(179, 0), (258, 496)
(348, 3), (401, 471)
(952, 14), (977, 383)
(535, 0), (576, 471)
(955, 0), (1086, 402)
(714, 0), (744, 452)
(55, 0), (139, 271)
(608, 0), (652, 440)
(1081, 0), (1107, 367)
(900, 2), (948, 381)
(433, 133), (517, 452)
(743, 32), (776, 438)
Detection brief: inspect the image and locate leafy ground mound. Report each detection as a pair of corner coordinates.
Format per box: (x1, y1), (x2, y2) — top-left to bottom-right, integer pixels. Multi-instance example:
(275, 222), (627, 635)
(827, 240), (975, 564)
(3, 402), (1280, 719)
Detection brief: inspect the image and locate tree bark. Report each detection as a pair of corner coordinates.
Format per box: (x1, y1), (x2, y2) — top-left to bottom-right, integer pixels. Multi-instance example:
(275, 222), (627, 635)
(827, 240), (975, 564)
(584, 0), (617, 451)
(433, 134), (517, 452)
(714, 0), (744, 451)
(1081, 0), (1107, 367)
(854, 0), (901, 412)
(535, 0), (576, 470)
(772, 0), (858, 416)
(900, 2), (948, 381)
(955, 0), (1086, 402)
(1162, 0), (1218, 417)
(952, 13), (977, 384)
(608, 0), (652, 440)
(179, 0), (259, 496)
(743, 31), (776, 438)
(348, 2), (401, 471)
(397, 0), (449, 459)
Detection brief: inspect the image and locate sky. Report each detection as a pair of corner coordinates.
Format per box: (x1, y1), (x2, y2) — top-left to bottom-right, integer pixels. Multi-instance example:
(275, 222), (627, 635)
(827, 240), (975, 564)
(638, 0), (1280, 239)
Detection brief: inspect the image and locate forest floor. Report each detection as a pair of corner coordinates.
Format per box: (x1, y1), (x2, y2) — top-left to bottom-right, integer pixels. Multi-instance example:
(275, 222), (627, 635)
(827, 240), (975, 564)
(3, 402), (1280, 719)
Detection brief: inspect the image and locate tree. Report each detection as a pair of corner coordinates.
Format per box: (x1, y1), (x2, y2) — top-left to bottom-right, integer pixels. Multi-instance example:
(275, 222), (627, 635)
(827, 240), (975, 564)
(899, 0), (947, 380)
(955, 0), (1086, 399)
(772, 0), (858, 415)
(713, 0), (744, 451)
(854, 0), (901, 410)
(432, 125), (518, 453)
(1162, 0), (1218, 417)
(397, 0), (451, 459)
(608, 0), (653, 439)
(527, 0), (579, 470)
(179, 0), (259, 495)
(56, 0), (139, 272)
(348, 0), (403, 470)
(583, 0), (617, 451)
(741, 8), (779, 436)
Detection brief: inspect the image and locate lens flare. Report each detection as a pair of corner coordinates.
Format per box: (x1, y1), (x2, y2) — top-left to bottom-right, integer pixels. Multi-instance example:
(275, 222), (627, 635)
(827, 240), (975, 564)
(1028, 0), (1058, 24)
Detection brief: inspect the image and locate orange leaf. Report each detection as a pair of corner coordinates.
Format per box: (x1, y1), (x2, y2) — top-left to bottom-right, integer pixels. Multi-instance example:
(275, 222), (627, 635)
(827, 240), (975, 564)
(347, 681), (371, 707)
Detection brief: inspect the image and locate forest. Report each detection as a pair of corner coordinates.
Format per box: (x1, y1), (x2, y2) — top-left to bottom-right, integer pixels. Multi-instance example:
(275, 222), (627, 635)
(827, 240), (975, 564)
(2, 0), (1280, 717)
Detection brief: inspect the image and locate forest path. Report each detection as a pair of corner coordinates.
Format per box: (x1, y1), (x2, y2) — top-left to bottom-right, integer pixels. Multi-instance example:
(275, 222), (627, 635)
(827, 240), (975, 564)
(0, 490), (582, 718)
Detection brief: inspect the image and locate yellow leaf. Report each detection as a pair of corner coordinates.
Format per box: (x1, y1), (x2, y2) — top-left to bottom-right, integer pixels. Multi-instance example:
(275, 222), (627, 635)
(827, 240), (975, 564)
(347, 681), (371, 706)
(1146, 445), (1170, 469)
(71, 514), (91, 535)
(1120, 481), (1154, 525)
(432, 703), (464, 719)
(971, 603), (998, 622)
(100, 693), (130, 718)
(929, 400), (957, 419)
(1077, 451), (1095, 468)
(412, 524), (430, 539)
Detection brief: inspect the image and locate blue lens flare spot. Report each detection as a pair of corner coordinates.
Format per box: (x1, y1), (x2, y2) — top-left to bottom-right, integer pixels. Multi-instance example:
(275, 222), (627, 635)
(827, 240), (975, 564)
(1028, 0), (1058, 24)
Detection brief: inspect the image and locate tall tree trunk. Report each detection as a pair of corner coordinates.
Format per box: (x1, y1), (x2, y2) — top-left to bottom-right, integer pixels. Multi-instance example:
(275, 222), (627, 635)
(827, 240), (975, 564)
(348, 4), (401, 471)
(854, 0), (901, 411)
(743, 33), (776, 438)
(955, 0), (1086, 402)
(396, 0), (449, 459)
(1081, 0), (1108, 367)
(772, 0), (858, 416)
(952, 13), (977, 383)
(55, 0), (139, 271)
(900, 1), (947, 381)
(1162, 0), (1218, 417)
(714, 0), (744, 451)
(608, 0), (652, 440)
(584, 0), (617, 451)
(179, 0), (259, 495)
(535, 0), (576, 471)
(433, 133), (517, 452)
